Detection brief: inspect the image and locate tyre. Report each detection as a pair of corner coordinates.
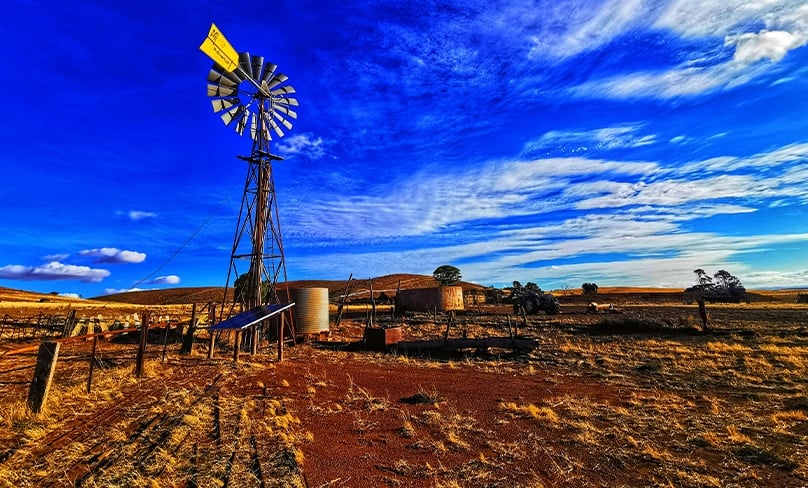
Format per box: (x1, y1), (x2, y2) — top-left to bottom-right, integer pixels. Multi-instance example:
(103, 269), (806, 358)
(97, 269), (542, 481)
(523, 297), (538, 315)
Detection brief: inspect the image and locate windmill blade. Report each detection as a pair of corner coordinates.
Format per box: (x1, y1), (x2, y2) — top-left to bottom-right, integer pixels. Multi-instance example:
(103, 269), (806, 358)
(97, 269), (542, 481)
(264, 112), (284, 138)
(274, 104), (297, 119)
(260, 62), (277, 83)
(275, 96), (299, 107)
(250, 55), (264, 81)
(267, 73), (289, 89)
(221, 65), (244, 84)
(270, 85), (296, 96)
(220, 105), (245, 126)
(273, 111), (294, 130)
(207, 83), (238, 97)
(249, 112), (257, 139)
(235, 108), (250, 135)
(251, 112), (271, 141)
(238, 52), (251, 73)
(211, 97), (240, 113)
(208, 69), (239, 88)
(211, 69), (241, 87)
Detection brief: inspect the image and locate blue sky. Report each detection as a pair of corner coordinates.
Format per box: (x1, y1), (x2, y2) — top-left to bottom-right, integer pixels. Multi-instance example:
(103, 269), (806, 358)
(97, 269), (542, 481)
(2, 0), (808, 297)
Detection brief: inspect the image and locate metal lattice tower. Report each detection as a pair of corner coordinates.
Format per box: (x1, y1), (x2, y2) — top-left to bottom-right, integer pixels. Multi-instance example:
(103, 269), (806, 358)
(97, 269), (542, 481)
(201, 25), (298, 311)
(230, 126), (287, 309)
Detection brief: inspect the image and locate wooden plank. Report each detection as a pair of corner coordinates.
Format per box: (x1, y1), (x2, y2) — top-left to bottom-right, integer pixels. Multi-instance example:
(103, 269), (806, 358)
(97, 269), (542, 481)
(392, 337), (538, 353)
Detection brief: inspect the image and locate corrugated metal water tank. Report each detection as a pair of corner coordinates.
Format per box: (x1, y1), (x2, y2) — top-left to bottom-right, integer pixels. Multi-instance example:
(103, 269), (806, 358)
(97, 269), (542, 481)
(291, 288), (329, 335)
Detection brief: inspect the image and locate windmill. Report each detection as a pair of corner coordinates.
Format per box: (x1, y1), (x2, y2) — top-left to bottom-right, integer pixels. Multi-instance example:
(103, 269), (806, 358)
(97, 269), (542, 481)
(200, 24), (298, 312)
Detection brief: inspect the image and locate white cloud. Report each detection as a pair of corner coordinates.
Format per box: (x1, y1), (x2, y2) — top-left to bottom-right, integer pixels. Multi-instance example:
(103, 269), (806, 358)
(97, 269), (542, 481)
(0, 262), (110, 283)
(654, 1), (808, 39)
(79, 247), (146, 264)
(276, 133), (328, 159)
(103, 287), (147, 295)
(149, 275), (180, 285)
(742, 268), (808, 288)
(728, 30), (801, 63)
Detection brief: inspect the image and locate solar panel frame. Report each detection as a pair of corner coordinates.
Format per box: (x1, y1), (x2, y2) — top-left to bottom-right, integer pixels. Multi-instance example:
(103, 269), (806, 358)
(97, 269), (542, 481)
(209, 302), (295, 330)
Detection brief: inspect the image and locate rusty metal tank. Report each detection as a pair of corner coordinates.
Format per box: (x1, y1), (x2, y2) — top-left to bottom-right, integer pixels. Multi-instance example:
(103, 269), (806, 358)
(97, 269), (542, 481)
(290, 288), (329, 335)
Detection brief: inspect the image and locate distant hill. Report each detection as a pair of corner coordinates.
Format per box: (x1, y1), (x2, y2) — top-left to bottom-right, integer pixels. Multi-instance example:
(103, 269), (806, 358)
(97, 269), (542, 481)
(0, 286), (87, 304)
(93, 274), (486, 306)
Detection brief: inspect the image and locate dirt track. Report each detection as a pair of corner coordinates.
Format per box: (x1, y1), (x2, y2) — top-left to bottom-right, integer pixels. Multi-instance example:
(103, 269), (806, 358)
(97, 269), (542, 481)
(0, 300), (806, 487)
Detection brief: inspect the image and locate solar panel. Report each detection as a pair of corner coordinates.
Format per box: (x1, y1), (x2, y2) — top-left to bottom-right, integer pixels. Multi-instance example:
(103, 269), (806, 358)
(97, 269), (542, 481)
(210, 302), (295, 330)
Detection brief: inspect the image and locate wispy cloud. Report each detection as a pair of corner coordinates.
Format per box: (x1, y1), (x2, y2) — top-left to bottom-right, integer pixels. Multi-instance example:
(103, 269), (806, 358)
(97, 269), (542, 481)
(44, 253), (70, 261)
(566, 2), (808, 99)
(285, 139), (808, 287)
(79, 248), (146, 264)
(127, 211), (157, 221)
(291, 140), (808, 242)
(0, 262), (111, 283)
(522, 124), (656, 156)
(528, 0), (651, 59)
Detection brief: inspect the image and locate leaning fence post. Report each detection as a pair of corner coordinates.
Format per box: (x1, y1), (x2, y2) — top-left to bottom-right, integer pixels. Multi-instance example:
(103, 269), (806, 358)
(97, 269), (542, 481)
(135, 312), (150, 379)
(181, 303), (197, 355)
(27, 341), (60, 413)
(161, 319), (170, 363)
(207, 305), (216, 360)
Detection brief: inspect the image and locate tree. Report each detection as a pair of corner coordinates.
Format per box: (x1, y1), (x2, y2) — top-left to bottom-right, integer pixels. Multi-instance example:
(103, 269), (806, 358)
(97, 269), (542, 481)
(483, 286), (503, 304)
(233, 271), (275, 305)
(713, 269), (743, 290)
(432, 265), (461, 286)
(582, 282), (599, 295)
(693, 268), (713, 290)
(691, 269), (743, 291)
(525, 282), (541, 292)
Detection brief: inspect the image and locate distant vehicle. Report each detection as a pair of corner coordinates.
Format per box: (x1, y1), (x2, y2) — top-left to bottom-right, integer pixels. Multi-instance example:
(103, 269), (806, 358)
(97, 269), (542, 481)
(509, 281), (561, 315)
(684, 286), (748, 304)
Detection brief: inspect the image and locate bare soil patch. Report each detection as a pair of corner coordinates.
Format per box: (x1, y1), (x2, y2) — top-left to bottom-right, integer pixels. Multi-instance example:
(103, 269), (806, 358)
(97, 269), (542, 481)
(0, 284), (806, 487)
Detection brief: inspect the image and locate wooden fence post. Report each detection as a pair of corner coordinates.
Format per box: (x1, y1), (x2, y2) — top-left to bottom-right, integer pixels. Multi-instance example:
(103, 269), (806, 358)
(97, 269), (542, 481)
(208, 331), (216, 359)
(334, 273), (352, 330)
(233, 330), (241, 364)
(161, 319), (170, 363)
(181, 303), (197, 355)
(277, 314), (285, 362)
(251, 325), (259, 355)
(27, 341), (60, 413)
(87, 335), (98, 393)
(135, 312), (150, 379)
(207, 305), (216, 360)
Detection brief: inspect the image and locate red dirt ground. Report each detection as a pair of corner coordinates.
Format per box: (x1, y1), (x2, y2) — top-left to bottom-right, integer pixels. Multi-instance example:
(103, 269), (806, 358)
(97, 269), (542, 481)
(1, 281), (806, 487)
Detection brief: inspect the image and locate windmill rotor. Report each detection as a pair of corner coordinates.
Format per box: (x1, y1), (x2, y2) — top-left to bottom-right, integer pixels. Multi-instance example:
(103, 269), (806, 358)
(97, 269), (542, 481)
(206, 52), (298, 141)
